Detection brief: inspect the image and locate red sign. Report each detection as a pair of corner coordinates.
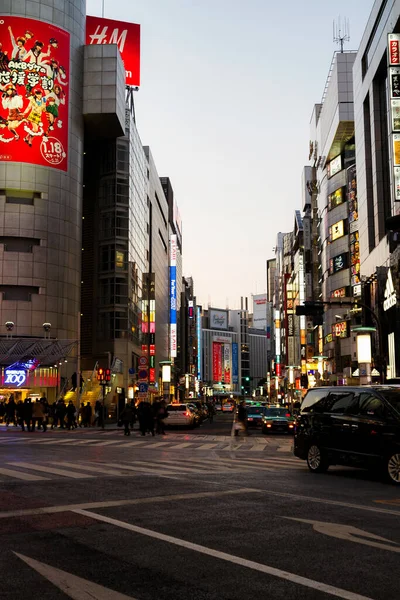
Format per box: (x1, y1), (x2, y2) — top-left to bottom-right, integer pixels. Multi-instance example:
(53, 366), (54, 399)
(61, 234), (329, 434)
(332, 321), (348, 339)
(0, 17), (69, 171)
(149, 368), (155, 383)
(86, 16), (140, 86)
(389, 38), (400, 65)
(212, 342), (222, 382)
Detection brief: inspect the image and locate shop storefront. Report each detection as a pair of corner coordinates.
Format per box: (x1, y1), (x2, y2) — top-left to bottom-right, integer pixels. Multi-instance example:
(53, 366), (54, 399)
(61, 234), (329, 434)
(0, 366), (59, 404)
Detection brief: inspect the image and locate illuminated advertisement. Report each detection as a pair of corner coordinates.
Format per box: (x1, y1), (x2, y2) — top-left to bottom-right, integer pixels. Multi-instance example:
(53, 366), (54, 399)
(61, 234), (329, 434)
(169, 234), (177, 358)
(328, 188), (344, 210)
(223, 343), (231, 384)
(196, 306), (201, 380)
(327, 155), (342, 178)
(330, 252), (348, 274)
(209, 309), (228, 330)
(331, 321), (349, 339)
(350, 231), (360, 286)
(331, 286), (348, 298)
(232, 343), (238, 384)
(347, 165), (358, 228)
(329, 220), (344, 242)
(393, 134), (400, 166)
(391, 99), (400, 131)
(0, 17), (69, 171)
(86, 16), (140, 86)
(212, 342), (222, 382)
(388, 34), (400, 65)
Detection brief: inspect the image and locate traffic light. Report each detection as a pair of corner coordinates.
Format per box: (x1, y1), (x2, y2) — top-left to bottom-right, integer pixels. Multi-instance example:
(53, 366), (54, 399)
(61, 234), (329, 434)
(245, 377), (250, 381)
(105, 369), (111, 383)
(97, 367), (104, 382)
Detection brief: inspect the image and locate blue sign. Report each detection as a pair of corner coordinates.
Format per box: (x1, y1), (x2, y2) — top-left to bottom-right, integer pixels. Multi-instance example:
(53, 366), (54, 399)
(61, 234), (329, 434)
(138, 382), (148, 393)
(170, 265), (177, 325)
(232, 343), (238, 384)
(129, 368), (135, 375)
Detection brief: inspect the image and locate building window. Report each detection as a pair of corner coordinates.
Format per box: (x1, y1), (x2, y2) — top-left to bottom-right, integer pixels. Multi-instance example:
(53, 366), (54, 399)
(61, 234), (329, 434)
(0, 237), (40, 252)
(0, 285), (39, 301)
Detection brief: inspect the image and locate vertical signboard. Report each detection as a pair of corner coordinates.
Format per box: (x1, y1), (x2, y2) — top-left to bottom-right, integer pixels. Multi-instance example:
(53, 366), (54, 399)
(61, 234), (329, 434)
(0, 17), (69, 171)
(347, 165), (360, 291)
(86, 16), (140, 86)
(169, 234), (177, 358)
(252, 294), (268, 330)
(232, 342), (238, 384)
(212, 342), (222, 382)
(196, 306), (201, 380)
(223, 344), (231, 384)
(388, 34), (400, 203)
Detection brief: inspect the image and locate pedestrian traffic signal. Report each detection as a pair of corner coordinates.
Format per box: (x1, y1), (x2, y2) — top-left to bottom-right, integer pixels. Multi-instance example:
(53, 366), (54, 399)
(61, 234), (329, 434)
(97, 367), (104, 382)
(105, 368), (111, 382)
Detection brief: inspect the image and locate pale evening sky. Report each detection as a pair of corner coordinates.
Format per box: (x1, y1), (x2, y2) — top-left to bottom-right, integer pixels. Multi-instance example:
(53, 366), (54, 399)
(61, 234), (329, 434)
(87, 0), (375, 310)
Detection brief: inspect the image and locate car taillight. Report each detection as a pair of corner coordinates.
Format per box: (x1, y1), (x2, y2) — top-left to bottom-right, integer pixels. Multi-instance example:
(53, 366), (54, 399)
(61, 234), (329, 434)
(289, 424), (294, 428)
(267, 423), (272, 428)
(185, 411), (190, 416)
(286, 413), (291, 417)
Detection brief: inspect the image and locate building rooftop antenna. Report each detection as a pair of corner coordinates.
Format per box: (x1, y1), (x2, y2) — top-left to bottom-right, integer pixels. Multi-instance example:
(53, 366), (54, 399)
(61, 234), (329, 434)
(333, 16), (350, 53)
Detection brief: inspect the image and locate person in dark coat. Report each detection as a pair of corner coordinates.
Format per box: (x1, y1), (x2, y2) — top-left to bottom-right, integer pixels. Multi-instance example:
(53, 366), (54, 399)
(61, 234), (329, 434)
(155, 399), (168, 435)
(23, 398), (33, 432)
(235, 401), (248, 437)
(120, 403), (134, 436)
(6, 397), (16, 426)
(54, 399), (66, 428)
(16, 400), (25, 430)
(66, 401), (76, 430)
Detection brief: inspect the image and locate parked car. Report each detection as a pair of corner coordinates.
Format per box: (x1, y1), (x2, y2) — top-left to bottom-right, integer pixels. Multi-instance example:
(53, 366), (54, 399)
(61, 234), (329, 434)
(215, 403), (222, 411)
(222, 402), (235, 413)
(166, 404), (195, 428)
(247, 406), (267, 427)
(262, 407), (295, 434)
(294, 386), (400, 485)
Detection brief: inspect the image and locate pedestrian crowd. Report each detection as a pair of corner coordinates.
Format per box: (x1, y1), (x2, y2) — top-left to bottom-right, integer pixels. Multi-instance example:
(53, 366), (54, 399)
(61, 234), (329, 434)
(0, 396), (106, 431)
(119, 397), (169, 437)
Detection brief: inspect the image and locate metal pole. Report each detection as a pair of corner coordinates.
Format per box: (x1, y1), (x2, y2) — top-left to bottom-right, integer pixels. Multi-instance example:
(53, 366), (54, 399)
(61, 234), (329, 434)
(102, 0), (105, 17)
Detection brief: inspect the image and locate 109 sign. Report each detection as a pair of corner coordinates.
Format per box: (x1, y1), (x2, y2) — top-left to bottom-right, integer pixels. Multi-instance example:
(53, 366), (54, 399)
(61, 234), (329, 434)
(4, 368), (27, 387)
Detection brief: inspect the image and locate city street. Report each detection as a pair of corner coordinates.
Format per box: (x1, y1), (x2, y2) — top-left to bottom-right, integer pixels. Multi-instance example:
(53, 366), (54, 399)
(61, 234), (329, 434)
(0, 415), (399, 599)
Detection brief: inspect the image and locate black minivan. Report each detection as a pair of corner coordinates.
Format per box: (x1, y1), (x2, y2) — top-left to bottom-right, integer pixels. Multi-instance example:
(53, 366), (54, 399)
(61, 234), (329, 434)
(294, 386), (400, 485)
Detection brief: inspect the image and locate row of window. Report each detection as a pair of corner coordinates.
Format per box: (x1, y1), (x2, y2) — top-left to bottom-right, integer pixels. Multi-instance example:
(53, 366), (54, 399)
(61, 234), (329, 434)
(302, 390), (393, 419)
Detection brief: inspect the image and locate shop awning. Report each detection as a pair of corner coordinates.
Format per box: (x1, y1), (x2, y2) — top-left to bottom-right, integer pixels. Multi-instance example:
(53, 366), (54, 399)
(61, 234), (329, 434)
(0, 338), (78, 367)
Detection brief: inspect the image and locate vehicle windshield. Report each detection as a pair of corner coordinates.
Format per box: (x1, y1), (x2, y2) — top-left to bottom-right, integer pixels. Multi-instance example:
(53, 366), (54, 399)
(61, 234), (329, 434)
(265, 408), (290, 417)
(378, 388), (400, 413)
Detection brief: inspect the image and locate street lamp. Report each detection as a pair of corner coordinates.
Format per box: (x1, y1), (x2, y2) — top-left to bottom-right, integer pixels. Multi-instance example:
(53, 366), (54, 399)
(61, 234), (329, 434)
(352, 326), (376, 385)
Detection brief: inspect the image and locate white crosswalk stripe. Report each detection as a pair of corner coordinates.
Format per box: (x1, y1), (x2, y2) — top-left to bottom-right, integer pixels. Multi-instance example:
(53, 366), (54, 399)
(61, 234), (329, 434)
(0, 454), (304, 484)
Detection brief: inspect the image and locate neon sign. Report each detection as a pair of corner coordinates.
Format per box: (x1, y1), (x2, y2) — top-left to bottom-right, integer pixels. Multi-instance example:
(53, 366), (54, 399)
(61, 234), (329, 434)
(4, 368), (27, 387)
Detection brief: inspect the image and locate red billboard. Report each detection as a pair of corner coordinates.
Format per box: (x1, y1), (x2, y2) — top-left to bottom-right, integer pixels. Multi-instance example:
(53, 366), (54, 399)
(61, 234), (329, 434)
(212, 342), (222, 383)
(0, 17), (69, 171)
(86, 16), (140, 87)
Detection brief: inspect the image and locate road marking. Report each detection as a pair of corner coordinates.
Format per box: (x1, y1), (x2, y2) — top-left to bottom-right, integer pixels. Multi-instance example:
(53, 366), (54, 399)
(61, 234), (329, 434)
(0, 488), (259, 519)
(285, 518), (400, 553)
(167, 442), (193, 449)
(82, 440), (126, 447)
(15, 553), (136, 599)
(75, 509), (373, 600)
(56, 461), (156, 477)
(82, 461), (183, 477)
(196, 443), (219, 449)
(375, 499), (400, 506)
(7, 462), (95, 479)
(0, 467), (49, 481)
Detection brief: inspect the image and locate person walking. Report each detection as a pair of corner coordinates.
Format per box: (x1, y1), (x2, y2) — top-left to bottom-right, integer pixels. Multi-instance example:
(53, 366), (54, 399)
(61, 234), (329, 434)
(16, 400), (25, 431)
(32, 398), (47, 432)
(23, 398), (33, 432)
(207, 401), (215, 424)
(6, 397), (16, 426)
(120, 403), (134, 436)
(55, 399), (66, 428)
(155, 399), (168, 435)
(66, 400), (76, 430)
(235, 400), (248, 437)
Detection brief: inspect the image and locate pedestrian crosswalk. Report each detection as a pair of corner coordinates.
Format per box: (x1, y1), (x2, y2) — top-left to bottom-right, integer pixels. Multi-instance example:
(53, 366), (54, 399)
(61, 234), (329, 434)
(0, 455), (305, 484)
(0, 434), (292, 453)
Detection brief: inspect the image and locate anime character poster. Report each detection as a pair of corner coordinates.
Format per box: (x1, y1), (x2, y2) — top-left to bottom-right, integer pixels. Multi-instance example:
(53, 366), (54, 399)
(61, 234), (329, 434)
(0, 17), (69, 171)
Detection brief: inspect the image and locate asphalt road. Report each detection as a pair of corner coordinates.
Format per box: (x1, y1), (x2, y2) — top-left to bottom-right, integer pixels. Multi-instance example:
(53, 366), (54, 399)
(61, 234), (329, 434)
(0, 415), (399, 600)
